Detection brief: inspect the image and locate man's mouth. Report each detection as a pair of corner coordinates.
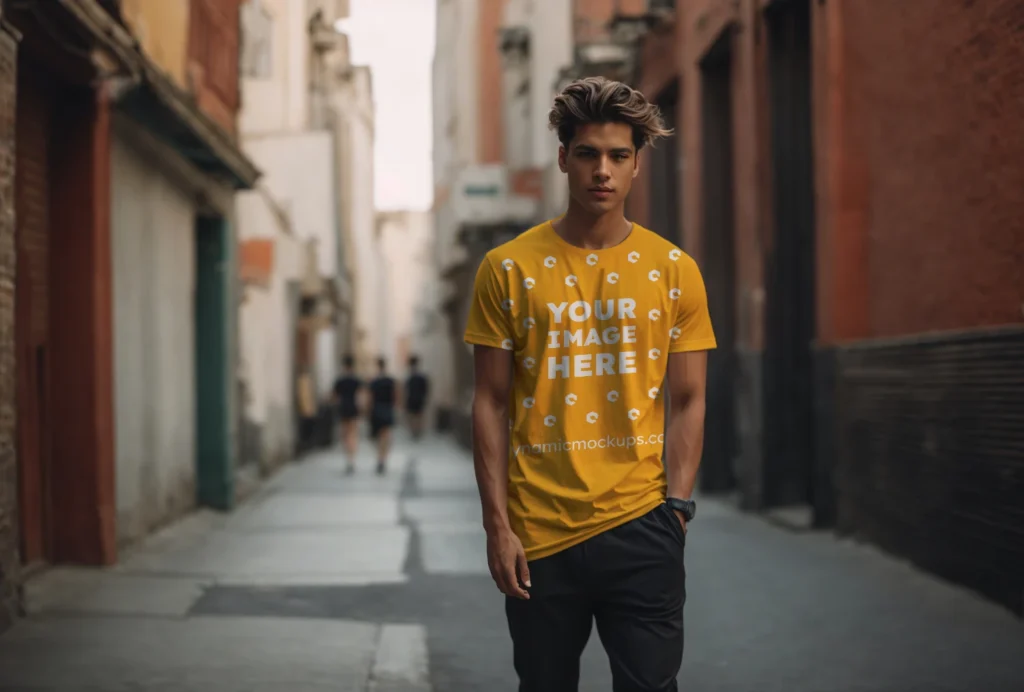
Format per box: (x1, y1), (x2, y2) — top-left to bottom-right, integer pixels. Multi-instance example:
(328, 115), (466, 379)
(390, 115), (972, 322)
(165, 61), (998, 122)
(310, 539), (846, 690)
(589, 187), (613, 194)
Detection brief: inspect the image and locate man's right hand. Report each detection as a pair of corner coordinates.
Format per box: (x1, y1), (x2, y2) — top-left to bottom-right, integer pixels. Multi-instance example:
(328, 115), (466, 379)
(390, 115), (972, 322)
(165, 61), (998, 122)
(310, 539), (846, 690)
(486, 527), (531, 600)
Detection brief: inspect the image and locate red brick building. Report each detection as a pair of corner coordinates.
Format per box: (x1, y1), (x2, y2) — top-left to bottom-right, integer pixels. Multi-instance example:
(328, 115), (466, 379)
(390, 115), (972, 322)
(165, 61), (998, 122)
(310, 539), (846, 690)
(5, 1), (123, 625)
(618, 0), (1024, 615)
(0, 0), (256, 633)
(807, 0), (1024, 617)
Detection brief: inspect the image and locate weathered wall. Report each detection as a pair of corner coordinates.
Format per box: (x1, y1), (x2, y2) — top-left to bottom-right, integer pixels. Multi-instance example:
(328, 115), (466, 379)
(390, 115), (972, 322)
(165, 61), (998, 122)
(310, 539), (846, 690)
(819, 0), (1024, 617)
(527, 0), (572, 170)
(237, 131), (337, 399)
(680, 0), (768, 351)
(478, 0), (506, 164)
(239, 0), (310, 135)
(234, 193), (303, 470)
(378, 211), (433, 367)
(573, 0), (646, 43)
(331, 65), (378, 372)
(120, 0), (191, 88)
(840, 0), (1024, 339)
(0, 20), (20, 632)
(13, 57), (52, 569)
(186, 0), (241, 135)
(111, 132), (198, 547)
(628, 18), (682, 234)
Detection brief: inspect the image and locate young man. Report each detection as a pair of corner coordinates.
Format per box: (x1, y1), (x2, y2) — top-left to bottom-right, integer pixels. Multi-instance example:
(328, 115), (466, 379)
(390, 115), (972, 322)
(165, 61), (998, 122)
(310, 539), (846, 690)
(368, 357), (397, 475)
(404, 355), (431, 440)
(332, 355), (363, 474)
(464, 77), (716, 692)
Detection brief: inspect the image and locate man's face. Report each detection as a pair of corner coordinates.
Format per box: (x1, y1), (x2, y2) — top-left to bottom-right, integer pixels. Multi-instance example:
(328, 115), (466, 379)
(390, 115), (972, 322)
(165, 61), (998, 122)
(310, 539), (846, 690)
(558, 122), (639, 216)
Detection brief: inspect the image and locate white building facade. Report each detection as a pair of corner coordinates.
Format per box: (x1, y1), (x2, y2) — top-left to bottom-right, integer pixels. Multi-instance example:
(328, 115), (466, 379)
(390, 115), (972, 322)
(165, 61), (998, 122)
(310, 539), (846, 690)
(431, 0), (573, 440)
(377, 210), (434, 365)
(326, 61), (378, 372)
(111, 125), (202, 545)
(236, 0), (370, 468)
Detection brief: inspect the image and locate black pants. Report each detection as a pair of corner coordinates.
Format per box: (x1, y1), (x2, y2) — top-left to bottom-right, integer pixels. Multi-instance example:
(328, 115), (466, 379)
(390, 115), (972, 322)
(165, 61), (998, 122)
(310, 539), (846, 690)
(506, 503), (687, 692)
(370, 406), (394, 439)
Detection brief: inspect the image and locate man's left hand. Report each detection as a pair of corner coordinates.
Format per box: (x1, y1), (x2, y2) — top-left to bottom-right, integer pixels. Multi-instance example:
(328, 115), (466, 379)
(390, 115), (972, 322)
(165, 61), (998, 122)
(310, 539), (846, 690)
(672, 509), (688, 534)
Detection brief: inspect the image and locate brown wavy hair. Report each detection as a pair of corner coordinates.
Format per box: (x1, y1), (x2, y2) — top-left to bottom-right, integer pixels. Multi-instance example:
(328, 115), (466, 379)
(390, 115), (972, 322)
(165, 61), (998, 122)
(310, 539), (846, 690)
(548, 76), (673, 151)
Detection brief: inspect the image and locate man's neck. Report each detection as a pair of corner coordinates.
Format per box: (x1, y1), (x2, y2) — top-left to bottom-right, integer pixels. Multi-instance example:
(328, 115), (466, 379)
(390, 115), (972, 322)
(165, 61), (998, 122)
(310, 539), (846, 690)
(553, 202), (632, 250)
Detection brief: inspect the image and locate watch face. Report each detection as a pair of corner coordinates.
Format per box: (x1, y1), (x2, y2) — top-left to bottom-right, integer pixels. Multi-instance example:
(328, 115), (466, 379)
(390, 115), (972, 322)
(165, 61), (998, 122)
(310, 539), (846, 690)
(668, 498), (695, 520)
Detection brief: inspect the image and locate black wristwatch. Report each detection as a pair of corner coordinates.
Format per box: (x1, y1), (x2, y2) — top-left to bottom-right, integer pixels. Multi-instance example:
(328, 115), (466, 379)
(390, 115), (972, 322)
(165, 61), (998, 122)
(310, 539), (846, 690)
(666, 497), (696, 522)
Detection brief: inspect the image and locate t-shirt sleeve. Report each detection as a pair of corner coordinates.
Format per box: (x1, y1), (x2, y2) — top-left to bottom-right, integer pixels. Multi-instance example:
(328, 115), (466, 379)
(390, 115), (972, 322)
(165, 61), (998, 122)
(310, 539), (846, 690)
(670, 257), (718, 353)
(463, 256), (515, 350)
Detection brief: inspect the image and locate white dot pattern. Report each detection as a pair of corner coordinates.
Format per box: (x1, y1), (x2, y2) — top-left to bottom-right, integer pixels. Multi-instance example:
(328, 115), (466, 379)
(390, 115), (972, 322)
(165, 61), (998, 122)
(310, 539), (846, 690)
(487, 235), (700, 432)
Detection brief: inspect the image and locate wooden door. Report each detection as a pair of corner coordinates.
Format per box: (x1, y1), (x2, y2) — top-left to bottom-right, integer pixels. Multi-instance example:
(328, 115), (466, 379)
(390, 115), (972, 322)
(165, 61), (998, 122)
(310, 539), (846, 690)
(15, 66), (54, 566)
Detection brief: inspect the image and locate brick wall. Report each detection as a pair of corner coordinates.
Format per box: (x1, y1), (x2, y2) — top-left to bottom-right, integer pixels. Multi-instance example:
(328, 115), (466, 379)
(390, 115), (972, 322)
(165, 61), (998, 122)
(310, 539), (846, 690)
(574, 0), (646, 43)
(635, 19), (679, 100)
(673, 0), (1024, 614)
(679, 0), (768, 351)
(678, 0), (773, 498)
(0, 23), (20, 632)
(14, 59), (53, 569)
(839, 0), (1024, 339)
(811, 0), (870, 344)
(821, 0), (1024, 617)
(188, 0), (241, 136)
(478, 0), (505, 164)
(835, 327), (1024, 616)
(628, 18), (681, 231)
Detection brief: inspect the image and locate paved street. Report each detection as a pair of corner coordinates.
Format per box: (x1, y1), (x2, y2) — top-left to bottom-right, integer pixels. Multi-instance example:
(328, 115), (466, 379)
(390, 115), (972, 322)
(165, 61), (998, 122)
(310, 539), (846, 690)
(1, 430), (1023, 691)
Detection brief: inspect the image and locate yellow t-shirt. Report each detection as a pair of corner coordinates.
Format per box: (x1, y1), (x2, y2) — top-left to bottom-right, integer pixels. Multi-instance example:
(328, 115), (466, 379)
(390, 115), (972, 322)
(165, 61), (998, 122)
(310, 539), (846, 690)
(463, 220), (717, 561)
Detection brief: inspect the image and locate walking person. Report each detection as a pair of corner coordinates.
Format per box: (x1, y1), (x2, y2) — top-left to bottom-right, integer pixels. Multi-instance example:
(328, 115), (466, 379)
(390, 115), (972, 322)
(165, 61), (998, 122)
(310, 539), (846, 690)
(404, 355), (431, 440)
(464, 77), (717, 692)
(332, 355), (363, 475)
(368, 357), (398, 475)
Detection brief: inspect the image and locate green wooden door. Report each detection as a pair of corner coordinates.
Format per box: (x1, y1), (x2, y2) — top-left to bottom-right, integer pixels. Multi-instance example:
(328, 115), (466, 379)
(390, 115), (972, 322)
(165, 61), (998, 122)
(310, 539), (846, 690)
(195, 215), (235, 510)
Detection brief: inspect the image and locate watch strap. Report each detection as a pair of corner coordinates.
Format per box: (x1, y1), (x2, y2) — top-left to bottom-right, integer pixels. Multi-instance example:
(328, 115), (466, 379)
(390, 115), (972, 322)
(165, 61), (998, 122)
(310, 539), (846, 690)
(665, 497), (696, 521)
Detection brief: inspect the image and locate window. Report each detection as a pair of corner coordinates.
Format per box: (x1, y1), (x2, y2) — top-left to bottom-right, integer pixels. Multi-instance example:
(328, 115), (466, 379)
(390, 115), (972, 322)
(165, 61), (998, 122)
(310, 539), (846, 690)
(240, 0), (273, 79)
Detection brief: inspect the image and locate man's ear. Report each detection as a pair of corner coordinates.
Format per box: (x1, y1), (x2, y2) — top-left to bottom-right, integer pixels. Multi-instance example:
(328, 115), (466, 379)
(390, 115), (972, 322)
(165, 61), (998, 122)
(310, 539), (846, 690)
(558, 146), (568, 173)
(632, 151), (641, 179)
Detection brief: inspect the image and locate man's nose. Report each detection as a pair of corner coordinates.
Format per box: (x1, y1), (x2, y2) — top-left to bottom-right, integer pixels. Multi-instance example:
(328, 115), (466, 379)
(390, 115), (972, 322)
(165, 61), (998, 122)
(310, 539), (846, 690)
(593, 157), (611, 179)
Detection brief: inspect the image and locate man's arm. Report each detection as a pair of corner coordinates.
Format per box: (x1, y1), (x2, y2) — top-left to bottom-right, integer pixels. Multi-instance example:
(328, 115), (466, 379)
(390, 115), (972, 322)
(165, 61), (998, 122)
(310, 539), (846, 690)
(665, 350), (709, 528)
(472, 345), (530, 599)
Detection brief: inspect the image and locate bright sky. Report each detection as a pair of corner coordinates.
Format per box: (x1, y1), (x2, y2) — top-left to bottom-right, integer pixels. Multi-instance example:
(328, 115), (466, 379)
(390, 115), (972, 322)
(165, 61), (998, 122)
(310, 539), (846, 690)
(338, 0), (437, 212)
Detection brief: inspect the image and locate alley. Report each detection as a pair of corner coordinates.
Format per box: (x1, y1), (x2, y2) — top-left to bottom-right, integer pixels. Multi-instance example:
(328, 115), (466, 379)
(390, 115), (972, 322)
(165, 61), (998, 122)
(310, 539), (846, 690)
(1, 431), (1022, 691)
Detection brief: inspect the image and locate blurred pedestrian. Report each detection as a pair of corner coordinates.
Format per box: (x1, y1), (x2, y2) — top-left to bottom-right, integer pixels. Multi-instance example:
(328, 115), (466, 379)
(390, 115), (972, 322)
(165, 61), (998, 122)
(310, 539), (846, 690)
(403, 355), (430, 440)
(368, 356), (397, 475)
(464, 77), (716, 691)
(332, 355), (363, 475)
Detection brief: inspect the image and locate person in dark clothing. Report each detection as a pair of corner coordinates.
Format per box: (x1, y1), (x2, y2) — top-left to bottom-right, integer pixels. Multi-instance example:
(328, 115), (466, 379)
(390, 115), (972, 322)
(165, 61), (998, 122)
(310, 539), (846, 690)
(368, 357), (397, 474)
(332, 355), (363, 474)
(404, 355), (431, 440)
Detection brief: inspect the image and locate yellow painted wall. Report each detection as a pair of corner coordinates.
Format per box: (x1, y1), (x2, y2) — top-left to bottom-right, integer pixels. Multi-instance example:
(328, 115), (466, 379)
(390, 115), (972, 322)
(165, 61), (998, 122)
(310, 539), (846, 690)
(120, 0), (191, 89)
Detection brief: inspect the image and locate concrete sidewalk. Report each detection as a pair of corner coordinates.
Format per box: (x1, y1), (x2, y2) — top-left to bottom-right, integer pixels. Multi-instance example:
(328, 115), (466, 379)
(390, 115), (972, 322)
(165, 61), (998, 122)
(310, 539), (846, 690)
(0, 433), (432, 692)
(2, 430), (1023, 691)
